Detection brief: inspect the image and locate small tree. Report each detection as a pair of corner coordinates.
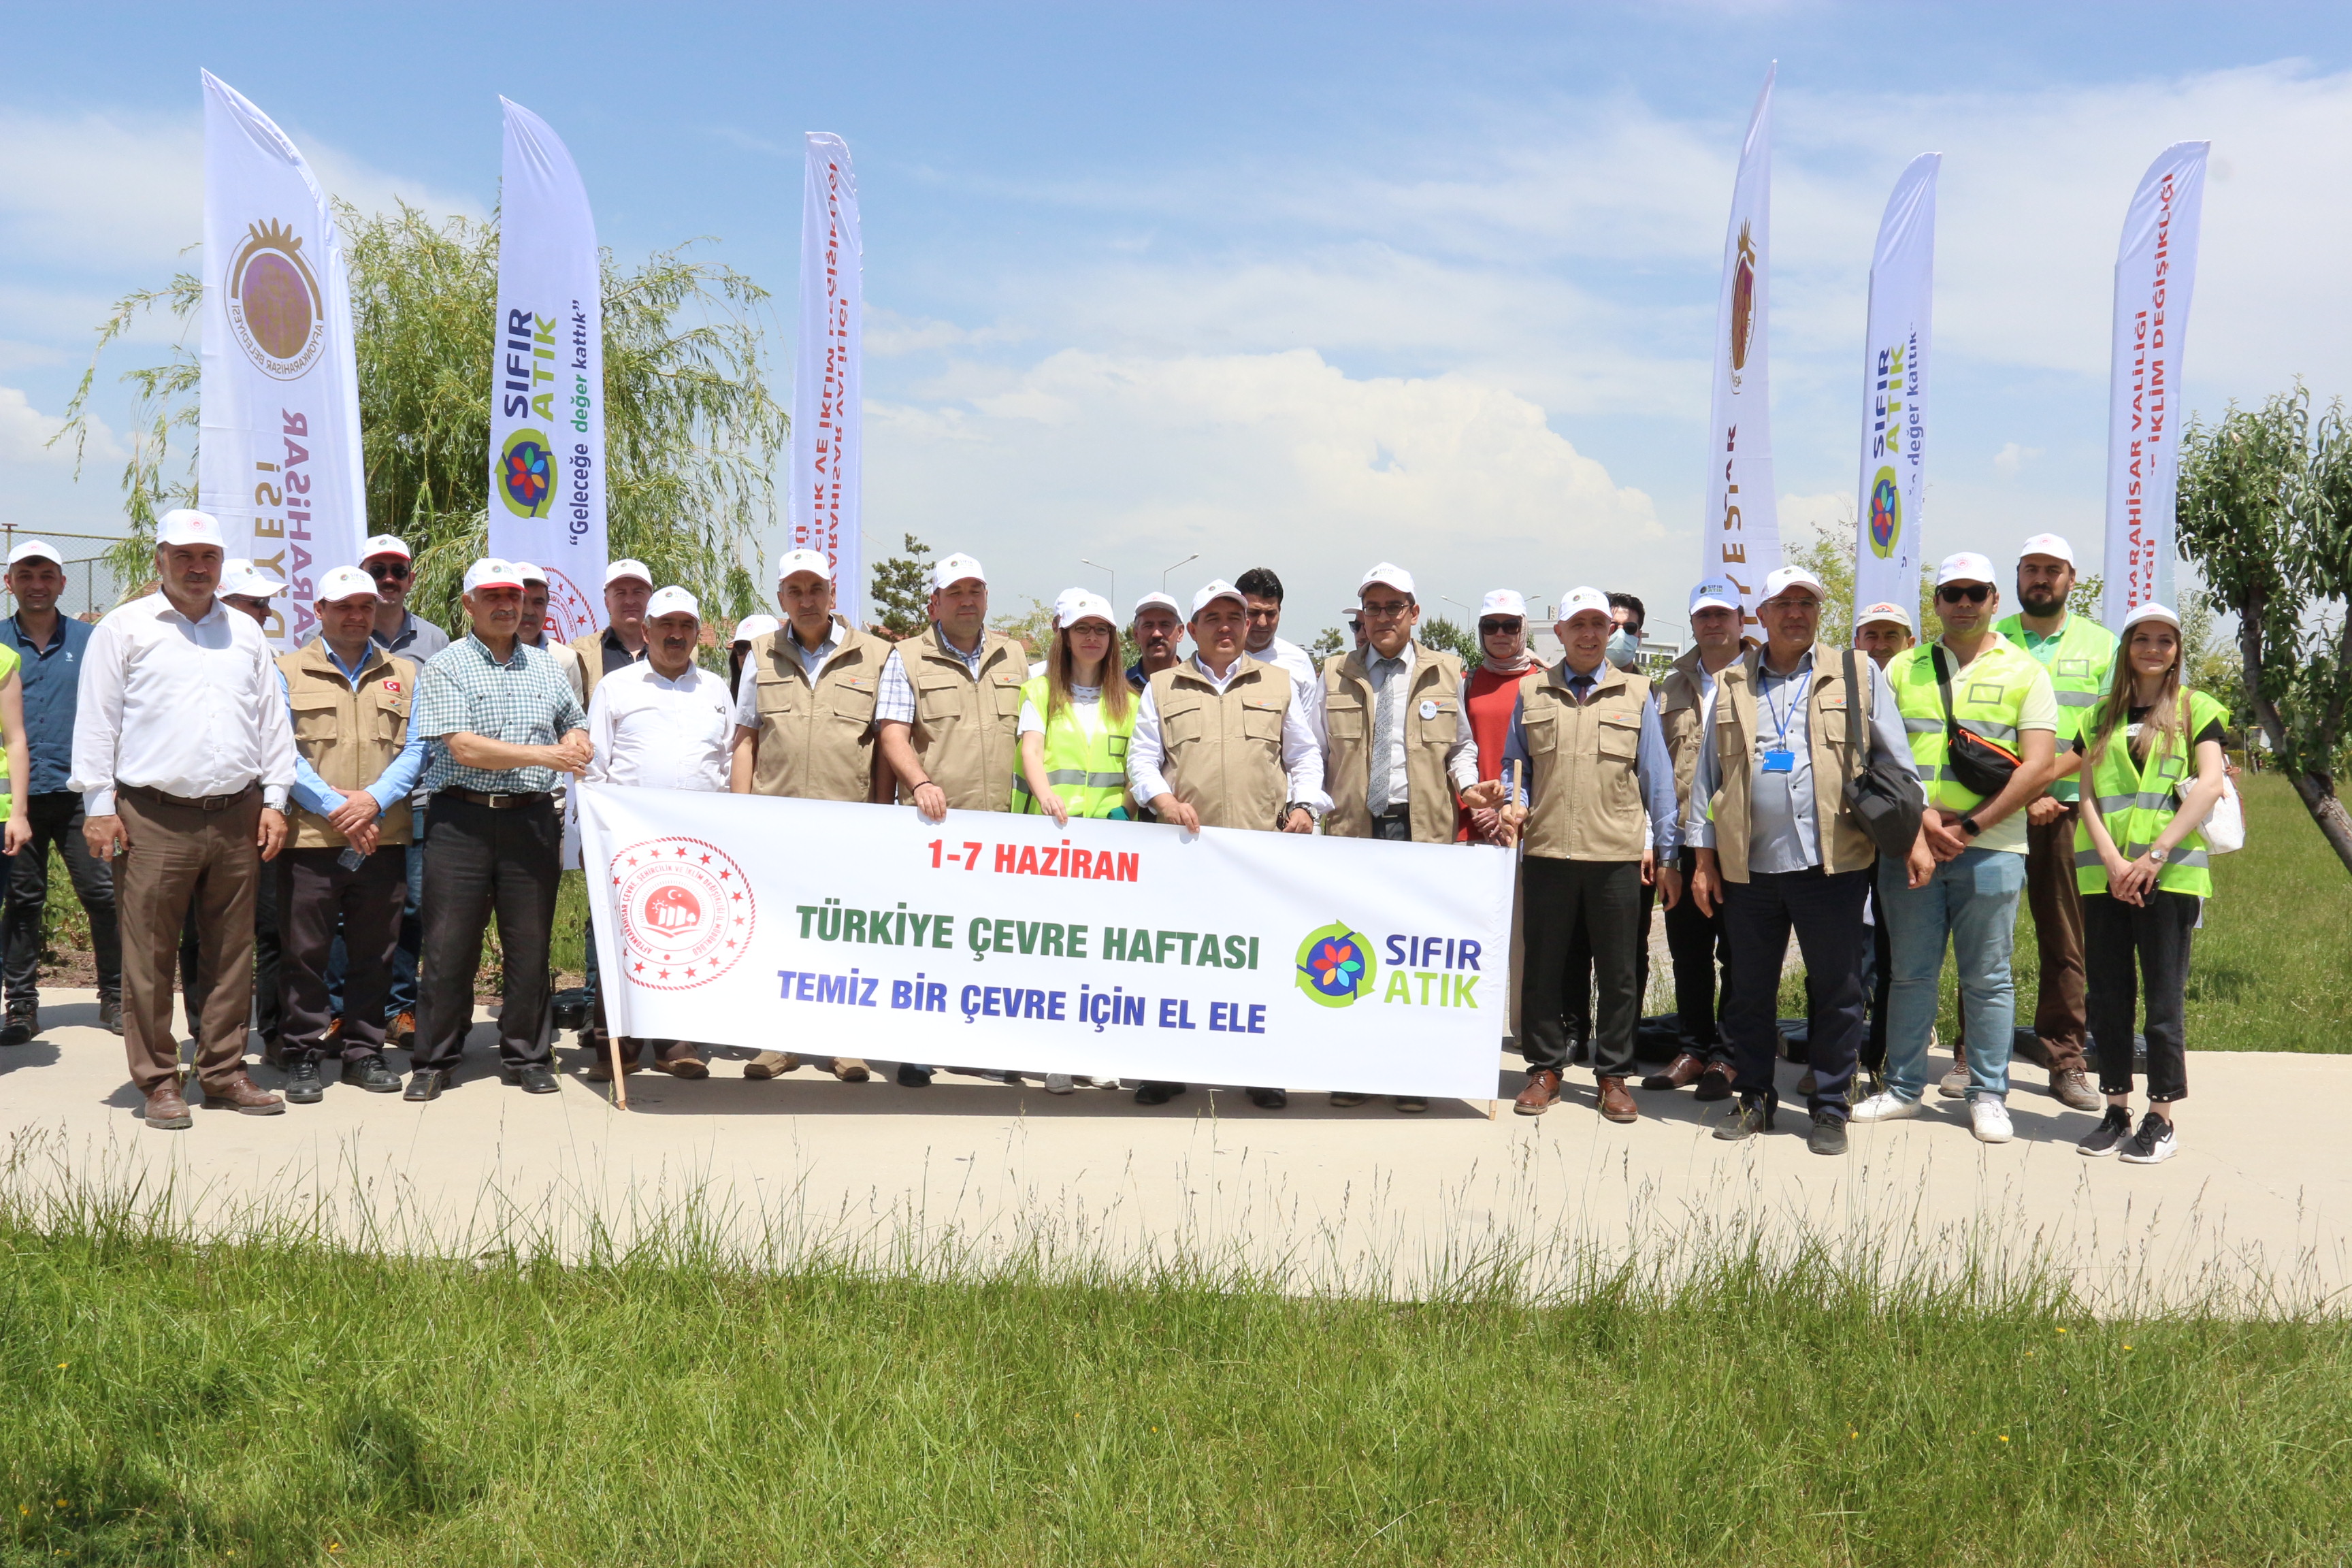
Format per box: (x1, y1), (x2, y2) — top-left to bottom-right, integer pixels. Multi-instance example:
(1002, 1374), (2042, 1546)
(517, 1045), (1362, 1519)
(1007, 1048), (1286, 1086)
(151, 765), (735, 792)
(1419, 615), (1477, 664)
(2178, 385), (2352, 874)
(1308, 625), (1345, 661)
(868, 533), (934, 638)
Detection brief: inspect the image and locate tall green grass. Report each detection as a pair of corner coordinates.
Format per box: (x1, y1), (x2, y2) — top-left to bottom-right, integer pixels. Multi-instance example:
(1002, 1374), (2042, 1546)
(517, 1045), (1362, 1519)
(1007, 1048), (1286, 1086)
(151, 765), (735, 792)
(3, 1179), (2347, 1566)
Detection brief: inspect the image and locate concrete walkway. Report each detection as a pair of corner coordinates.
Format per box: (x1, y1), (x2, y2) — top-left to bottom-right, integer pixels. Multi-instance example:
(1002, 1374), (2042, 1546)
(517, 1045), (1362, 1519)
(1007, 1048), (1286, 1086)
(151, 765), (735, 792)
(0, 987), (2341, 1310)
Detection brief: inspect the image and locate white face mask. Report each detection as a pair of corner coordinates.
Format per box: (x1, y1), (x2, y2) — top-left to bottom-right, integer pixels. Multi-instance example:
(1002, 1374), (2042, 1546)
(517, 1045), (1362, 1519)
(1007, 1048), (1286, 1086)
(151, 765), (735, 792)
(1606, 627), (1640, 668)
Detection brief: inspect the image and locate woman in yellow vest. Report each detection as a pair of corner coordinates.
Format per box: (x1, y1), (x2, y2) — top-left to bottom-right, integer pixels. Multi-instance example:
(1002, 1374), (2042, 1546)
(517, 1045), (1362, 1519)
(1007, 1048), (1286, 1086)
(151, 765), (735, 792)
(2071, 602), (2225, 1166)
(1013, 591), (1135, 825)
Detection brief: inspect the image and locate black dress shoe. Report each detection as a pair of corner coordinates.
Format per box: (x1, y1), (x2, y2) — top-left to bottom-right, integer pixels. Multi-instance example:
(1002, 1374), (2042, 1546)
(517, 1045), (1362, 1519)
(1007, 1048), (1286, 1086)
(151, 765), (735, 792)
(346, 1055), (403, 1094)
(1807, 1111), (1849, 1156)
(0, 1010), (35, 1047)
(512, 1064), (561, 1095)
(896, 1062), (934, 1088)
(404, 1068), (447, 1102)
(282, 1059), (324, 1105)
(1133, 1080), (1187, 1106)
(99, 998), (123, 1035)
(1246, 1086), (1288, 1110)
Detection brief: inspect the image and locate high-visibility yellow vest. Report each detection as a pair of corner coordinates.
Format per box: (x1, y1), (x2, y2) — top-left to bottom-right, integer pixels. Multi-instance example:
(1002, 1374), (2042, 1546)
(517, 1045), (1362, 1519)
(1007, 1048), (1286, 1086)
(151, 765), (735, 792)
(1885, 634), (2048, 816)
(2072, 687), (2225, 898)
(1995, 610), (2117, 803)
(1011, 674), (1135, 820)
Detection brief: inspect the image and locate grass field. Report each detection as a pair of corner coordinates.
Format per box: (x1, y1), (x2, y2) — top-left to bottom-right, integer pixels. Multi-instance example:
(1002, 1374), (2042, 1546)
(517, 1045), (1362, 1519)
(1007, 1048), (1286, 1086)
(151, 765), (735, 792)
(5, 1200), (2349, 1568)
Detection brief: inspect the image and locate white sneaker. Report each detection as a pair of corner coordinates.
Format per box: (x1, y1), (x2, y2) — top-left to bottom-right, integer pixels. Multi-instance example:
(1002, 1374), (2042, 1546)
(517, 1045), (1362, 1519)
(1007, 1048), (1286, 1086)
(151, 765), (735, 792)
(1850, 1091), (1922, 1122)
(1969, 1097), (2013, 1143)
(2117, 1112), (2178, 1164)
(1938, 1065), (1970, 1098)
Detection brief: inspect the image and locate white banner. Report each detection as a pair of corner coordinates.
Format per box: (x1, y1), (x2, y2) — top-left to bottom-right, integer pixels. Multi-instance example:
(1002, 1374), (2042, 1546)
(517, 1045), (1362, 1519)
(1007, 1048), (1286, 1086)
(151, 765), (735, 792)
(578, 785), (1514, 1098)
(789, 133), (864, 627)
(1852, 152), (1938, 619)
(1702, 66), (1780, 630)
(488, 99), (606, 644)
(2102, 141), (2208, 627)
(198, 70), (367, 651)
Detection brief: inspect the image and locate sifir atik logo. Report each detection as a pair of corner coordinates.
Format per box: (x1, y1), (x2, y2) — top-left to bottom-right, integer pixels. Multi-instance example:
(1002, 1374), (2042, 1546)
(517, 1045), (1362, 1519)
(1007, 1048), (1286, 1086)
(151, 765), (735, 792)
(611, 838), (755, 990)
(1294, 922), (1378, 1009)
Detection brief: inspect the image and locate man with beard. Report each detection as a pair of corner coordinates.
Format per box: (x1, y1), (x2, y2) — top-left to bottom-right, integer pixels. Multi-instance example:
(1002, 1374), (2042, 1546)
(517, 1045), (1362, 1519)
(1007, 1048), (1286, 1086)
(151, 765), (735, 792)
(1992, 535), (2114, 1113)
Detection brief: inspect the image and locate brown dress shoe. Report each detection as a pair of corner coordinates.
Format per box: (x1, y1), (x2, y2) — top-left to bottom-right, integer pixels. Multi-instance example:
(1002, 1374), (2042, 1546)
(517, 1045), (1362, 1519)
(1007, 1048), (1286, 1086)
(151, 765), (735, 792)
(388, 1011), (417, 1047)
(2048, 1068), (2102, 1112)
(829, 1056), (872, 1083)
(1596, 1075), (1638, 1124)
(655, 1051), (709, 1079)
(1641, 1050), (1708, 1092)
(742, 1050), (800, 1080)
(1693, 1060), (1736, 1102)
(202, 1075), (285, 1116)
(142, 1083), (193, 1129)
(1513, 1068), (1562, 1115)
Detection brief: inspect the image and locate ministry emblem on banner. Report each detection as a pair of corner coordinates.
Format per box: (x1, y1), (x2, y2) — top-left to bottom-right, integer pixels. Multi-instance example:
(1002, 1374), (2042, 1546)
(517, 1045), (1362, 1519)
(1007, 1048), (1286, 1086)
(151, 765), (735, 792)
(611, 838), (755, 990)
(223, 218), (327, 380)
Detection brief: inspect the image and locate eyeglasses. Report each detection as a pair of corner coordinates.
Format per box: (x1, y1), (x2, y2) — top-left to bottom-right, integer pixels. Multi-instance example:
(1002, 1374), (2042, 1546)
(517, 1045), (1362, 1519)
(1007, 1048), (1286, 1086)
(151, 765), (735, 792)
(1478, 619), (1523, 636)
(1936, 583), (1991, 604)
(365, 560), (410, 582)
(1360, 600), (1413, 619)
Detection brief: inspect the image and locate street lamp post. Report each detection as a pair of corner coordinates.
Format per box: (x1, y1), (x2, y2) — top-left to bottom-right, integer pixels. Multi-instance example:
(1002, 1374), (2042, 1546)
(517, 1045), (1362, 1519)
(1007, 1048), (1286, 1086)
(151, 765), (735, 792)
(1158, 552), (1199, 592)
(1079, 558), (1115, 608)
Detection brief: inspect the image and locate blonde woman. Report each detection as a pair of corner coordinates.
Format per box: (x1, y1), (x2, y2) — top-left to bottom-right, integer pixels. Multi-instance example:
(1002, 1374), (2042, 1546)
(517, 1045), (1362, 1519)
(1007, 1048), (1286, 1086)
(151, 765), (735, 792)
(2071, 603), (2226, 1165)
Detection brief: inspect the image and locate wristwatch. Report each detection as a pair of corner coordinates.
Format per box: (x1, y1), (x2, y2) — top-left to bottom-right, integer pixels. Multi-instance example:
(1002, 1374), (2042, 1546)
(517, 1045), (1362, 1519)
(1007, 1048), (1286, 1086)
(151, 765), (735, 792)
(2147, 845), (2169, 864)
(1959, 815), (1982, 838)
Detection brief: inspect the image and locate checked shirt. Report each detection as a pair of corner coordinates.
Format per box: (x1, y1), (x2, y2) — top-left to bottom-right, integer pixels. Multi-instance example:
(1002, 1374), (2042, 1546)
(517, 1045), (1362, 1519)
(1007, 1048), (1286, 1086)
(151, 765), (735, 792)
(416, 633), (588, 796)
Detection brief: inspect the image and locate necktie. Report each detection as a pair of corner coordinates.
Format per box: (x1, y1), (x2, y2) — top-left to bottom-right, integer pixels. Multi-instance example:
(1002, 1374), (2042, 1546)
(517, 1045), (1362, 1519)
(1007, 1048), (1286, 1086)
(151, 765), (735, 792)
(1369, 657), (1399, 814)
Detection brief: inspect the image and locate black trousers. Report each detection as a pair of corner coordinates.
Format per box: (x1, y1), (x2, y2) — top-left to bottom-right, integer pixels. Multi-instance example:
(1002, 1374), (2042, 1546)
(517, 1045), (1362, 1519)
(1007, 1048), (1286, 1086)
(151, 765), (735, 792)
(1565, 877), (1653, 1043)
(414, 796), (559, 1073)
(1861, 906), (1892, 1073)
(280, 846), (408, 1062)
(2083, 889), (2195, 1102)
(1721, 865), (1872, 1117)
(1, 791), (120, 1009)
(1521, 856), (1642, 1078)
(1662, 847), (1730, 1058)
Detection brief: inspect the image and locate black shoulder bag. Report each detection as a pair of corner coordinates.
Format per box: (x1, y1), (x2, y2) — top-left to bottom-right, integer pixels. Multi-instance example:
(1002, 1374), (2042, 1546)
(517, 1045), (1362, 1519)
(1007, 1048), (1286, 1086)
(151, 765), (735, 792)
(1841, 649), (1926, 859)
(1929, 644), (2024, 798)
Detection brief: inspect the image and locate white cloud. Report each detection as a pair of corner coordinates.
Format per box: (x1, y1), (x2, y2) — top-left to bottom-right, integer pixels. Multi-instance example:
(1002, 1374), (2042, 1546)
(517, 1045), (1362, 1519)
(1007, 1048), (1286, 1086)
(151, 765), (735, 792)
(1991, 442), (2042, 479)
(867, 348), (1661, 623)
(0, 385), (120, 466)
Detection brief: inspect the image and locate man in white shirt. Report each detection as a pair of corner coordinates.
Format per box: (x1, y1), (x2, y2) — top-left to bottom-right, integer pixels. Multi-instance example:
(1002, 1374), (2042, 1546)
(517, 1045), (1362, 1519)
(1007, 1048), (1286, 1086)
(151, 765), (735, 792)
(1236, 566), (1326, 745)
(70, 509), (297, 1130)
(583, 585), (734, 1080)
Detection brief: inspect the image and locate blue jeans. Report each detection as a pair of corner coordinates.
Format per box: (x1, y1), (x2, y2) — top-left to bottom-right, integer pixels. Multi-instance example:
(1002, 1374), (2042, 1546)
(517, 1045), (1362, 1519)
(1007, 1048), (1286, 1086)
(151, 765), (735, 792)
(1878, 846), (2026, 1102)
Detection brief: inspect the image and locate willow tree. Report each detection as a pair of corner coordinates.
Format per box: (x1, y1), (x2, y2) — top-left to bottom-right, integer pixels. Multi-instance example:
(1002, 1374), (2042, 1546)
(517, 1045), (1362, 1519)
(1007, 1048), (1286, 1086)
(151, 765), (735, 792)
(59, 201), (783, 630)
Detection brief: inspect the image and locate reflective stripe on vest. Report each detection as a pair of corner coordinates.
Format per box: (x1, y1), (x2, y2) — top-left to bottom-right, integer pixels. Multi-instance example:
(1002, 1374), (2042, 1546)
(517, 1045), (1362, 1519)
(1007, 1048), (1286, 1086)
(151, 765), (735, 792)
(1011, 674), (1135, 819)
(2072, 687), (2224, 899)
(1886, 636), (2046, 816)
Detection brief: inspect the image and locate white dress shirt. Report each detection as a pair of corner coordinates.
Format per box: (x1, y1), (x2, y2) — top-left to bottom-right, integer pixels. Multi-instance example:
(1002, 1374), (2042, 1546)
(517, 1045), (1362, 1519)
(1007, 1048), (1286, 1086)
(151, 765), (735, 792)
(71, 591), (295, 815)
(1257, 634), (1326, 746)
(1358, 642), (1482, 811)
(1127, 653), (1330, 815)
(585, 661), (735, 793)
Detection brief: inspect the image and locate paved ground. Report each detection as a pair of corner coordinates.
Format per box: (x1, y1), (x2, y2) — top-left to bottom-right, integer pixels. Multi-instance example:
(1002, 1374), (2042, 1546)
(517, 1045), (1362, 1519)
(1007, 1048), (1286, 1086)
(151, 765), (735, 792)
(0, 987), (2340, 1309)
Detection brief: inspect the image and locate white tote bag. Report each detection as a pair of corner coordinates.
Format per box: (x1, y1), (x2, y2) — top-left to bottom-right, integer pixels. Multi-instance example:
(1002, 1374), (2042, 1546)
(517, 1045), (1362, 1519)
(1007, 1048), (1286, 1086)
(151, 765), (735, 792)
(2178, 773), (2245, 855)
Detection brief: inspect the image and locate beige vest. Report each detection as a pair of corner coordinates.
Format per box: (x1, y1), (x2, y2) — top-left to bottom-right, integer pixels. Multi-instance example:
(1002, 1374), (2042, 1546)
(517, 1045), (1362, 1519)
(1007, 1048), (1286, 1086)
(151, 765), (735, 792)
(1705, 646), (1879, 882)
(1321, 642), (1465, 843)
(277, 639), (417, 850)
(1656, 646), (1729, 819)
(899, 625), (1028, 813)
(1149, 656), (1294, 832)
(1519, 662), (1651, 863)
(569, 628), (646, 702)
(538, 637), (587, 706)
(749, 619), (885, 803)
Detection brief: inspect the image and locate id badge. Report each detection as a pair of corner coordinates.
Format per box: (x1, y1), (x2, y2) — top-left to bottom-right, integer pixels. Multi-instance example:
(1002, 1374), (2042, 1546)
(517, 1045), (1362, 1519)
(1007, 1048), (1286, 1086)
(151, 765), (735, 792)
(1761, 748), (1796, 774)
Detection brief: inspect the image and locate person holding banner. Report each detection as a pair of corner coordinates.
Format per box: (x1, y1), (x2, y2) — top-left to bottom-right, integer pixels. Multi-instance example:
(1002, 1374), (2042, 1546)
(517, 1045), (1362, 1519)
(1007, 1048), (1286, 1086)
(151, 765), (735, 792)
(1644, 580), (1749, 1101)
(1124, 593), (1186, 693)
(1685, 566), (1925, 1155)
(70, 509), (295, 1130)
(1496, 587), (1680, 1124)
(2070, 602), (2223, 1166)
(570, 559), (653, 704)
(732, 548), (892, 1083)
(1126, 578), (1330, 1109)
(1456, 590), (1538, 1053)
(1852, 553), (2057, 1143)
(405, 558), (589, 1102)
(1994, 535), (2116, 1113)
(362, 537), (450, 664)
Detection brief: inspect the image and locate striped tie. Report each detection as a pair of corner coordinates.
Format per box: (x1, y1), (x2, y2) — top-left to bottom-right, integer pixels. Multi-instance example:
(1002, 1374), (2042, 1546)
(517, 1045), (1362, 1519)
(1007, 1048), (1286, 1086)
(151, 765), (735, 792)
(1369, 657), (1399, 814)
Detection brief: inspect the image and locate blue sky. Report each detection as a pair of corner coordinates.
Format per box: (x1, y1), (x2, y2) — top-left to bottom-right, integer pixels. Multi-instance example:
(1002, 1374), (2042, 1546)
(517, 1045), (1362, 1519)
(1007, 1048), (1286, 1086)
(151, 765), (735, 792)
(7, 2), (2352, 638)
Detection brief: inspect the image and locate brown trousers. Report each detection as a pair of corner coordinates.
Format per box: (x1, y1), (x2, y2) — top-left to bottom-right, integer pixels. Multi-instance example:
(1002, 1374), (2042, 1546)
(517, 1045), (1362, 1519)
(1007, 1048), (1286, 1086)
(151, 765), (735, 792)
(2025, 806), (2089, 1075)
(116, 787), (263, 1094)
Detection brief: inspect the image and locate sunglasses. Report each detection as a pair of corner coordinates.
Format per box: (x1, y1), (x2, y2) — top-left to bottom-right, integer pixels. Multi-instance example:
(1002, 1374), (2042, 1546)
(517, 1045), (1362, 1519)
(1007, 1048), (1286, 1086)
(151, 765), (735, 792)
(365, 559), (410, 582)
(1478, 619), (1524, 635)
(1936, 583), (1991, 604)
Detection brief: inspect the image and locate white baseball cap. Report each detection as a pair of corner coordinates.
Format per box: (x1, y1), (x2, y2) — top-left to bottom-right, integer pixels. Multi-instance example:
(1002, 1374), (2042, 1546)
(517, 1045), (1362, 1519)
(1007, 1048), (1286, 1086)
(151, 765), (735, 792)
(1132, 591), (1181, 619)
(1191, 578), (1247, 616)
(359, 534), (410, 563)
(646, 585), (700, 621)
(1760, 565), (1828, 604)
(5, 538), (62, 570)
(1358, 562), (1416, 597)
(509, 561), (546, 585)
(220, 559), (289, 599)
(463, 557), (526, 594)
(2018, 533), (2076, 567)
(2119, 601), (2180, 633)
(731, 613), (781, 645)
(776, 547), (832, 583)
(1057, 590), (1117, 630)
(1479, 589), (1527, 620)
(604, 558), (653, 589)
(930, 552), (987, 593)
(317, 565), (380, 605)
(1936, 551), (1999, 587)
(1557, 586), (1612, 623)
(156, 509), (225, 549)
(1687, 579), (1739, 617)
(1857, 600), (1915, 634)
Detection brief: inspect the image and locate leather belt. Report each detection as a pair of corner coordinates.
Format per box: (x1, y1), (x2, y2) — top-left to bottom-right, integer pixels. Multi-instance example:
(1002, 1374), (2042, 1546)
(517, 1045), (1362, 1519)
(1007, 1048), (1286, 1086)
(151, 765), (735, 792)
(120, 783), (256, 813)
(443, 786), (553, 810)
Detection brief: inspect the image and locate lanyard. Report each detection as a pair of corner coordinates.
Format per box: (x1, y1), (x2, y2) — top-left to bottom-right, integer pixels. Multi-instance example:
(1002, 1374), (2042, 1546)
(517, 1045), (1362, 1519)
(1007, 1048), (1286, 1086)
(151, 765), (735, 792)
(1759, 662), (1810, 746)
